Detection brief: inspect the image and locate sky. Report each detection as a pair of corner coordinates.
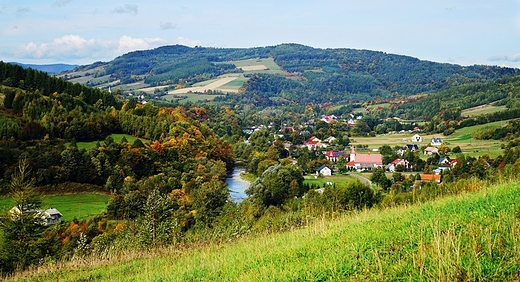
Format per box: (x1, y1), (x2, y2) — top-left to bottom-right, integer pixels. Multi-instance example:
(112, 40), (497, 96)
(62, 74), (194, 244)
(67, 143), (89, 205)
(1, 0), (519, 68)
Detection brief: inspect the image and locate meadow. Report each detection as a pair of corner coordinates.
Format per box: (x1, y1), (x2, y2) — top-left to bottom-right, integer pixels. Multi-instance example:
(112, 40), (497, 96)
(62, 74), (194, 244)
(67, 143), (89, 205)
(66, 133), (147, 150)
(9, 179), (520, 281)
(304, 174), (357, 187)
(0, 193), (110, 222)
(461, 103), (507, 117)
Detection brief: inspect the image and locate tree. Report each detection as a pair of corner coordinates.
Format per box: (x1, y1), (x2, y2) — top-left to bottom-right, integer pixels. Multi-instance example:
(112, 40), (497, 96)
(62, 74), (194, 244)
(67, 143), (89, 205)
(0, 159), (46, 273)
(336, 156), (347, 174)
(246, 164), (304, 206)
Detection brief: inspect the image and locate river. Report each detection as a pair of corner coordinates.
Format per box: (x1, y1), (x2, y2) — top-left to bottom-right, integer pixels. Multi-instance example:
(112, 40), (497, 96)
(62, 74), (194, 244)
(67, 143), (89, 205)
(226, 167), (250, 203)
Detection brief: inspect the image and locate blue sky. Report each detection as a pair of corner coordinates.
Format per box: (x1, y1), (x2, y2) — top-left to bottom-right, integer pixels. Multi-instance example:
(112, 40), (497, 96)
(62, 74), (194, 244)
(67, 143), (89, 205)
(1, 0), (519, 67)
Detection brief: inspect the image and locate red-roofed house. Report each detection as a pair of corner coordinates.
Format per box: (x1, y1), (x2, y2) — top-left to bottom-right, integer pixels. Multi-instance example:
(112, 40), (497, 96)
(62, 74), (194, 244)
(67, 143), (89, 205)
(347, 146), (383, 170)
(325, 150), (347, 162)
(386, 158), (413, 172)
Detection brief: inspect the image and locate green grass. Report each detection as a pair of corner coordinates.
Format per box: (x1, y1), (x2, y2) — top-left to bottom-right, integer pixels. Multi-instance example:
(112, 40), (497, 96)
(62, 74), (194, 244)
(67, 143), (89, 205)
(0, 193), (110, 222)
(10, 180), (520, 281)
(461, 104), (507, 117)
(304, 174), (356, 187)
(65, 134), (148, 150)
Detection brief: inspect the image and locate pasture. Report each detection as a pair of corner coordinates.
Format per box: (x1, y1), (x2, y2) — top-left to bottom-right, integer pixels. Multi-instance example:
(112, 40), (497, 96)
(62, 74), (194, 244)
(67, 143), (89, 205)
(0, 193), (110, 222)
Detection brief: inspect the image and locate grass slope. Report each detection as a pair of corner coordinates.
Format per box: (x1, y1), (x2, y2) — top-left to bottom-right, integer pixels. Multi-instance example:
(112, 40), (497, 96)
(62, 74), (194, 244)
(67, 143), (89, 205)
(11, 181), (520, 281)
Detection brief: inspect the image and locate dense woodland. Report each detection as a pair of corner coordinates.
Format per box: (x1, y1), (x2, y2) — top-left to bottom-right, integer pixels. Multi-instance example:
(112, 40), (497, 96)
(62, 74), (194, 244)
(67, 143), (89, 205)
(2, 45), (520, 275)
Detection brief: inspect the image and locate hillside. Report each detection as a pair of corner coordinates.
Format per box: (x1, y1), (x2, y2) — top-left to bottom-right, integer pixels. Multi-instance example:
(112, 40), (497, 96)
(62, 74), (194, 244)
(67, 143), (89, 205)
(59, 44), (519, 105)
(9, 62), (78, 74)
(8, 180), (520, 281)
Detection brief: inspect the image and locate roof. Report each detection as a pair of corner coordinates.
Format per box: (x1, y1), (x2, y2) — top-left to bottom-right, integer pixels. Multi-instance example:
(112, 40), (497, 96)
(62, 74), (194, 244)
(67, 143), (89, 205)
(316, 165), (330, 172)
(420, 174), (441, 182)
(325, 150), (346, 158)
(44, 208), (62, 216)
(390, 158), (408, 165)
(354, 153), (383, 165)
(406, 144), (419, 150)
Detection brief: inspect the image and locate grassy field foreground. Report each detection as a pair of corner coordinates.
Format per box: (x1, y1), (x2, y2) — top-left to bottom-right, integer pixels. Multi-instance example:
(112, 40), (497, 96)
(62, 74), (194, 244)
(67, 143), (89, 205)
(10, 181), (520, 281)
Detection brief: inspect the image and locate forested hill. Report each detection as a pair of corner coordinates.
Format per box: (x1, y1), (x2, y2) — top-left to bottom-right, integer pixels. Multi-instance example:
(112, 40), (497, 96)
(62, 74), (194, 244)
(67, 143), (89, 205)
(70, 44), (519, 104)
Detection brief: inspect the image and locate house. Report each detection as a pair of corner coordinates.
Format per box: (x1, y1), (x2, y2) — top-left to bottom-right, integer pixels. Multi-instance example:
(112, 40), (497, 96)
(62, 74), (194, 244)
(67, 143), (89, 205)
(449, 159), (458, 167)
(316, 165), (332, 176)
(308, 136), (322, 143)
(41, 208), (63, 226)
(411, 134), (423, 142)
(9, 206), (62, 226)
(324, 150), (347, 162)
(420, 174), (442, 183)
(424, 147), (439, 156)
(323, 136), (337, 144)
(386, 158), (413, 172)
(406, 144), (419, 151)
(347, 146), (383, 171)
(431, 137), (443, 146)
(396, 144), (419, 155)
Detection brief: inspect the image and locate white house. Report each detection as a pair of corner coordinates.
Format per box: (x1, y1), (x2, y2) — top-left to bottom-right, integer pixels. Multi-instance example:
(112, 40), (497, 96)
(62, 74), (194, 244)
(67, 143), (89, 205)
(316, 165), (332, 176)
(411, 134), (423, 142)
(386, 158), (413, 172)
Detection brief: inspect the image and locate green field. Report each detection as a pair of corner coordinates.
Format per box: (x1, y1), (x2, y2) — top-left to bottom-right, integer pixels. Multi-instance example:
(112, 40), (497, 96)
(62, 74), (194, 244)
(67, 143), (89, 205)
(0, 193), (110, 222)
(461, 104), (507, 117)
(10, 180), (520, 281)
(66, 134), (148, 150)
(304, 174), (357, 187)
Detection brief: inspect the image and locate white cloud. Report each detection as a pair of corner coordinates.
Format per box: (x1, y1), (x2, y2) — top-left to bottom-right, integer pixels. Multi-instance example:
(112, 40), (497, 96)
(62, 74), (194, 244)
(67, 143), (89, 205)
(11, 34), (203, 63)
(111, 4), (138, 15)
(177, 37), (201, 47)
(117, 35), (166, 54)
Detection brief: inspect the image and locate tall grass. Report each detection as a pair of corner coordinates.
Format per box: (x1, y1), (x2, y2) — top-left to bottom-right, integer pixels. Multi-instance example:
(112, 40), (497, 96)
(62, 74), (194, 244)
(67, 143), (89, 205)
(7, 179), (520, 281)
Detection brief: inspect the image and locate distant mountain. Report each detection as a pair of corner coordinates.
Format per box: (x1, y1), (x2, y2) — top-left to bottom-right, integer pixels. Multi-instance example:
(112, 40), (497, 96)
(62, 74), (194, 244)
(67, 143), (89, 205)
(60, 44), (520, 105)
(10, 62), (78, 74)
